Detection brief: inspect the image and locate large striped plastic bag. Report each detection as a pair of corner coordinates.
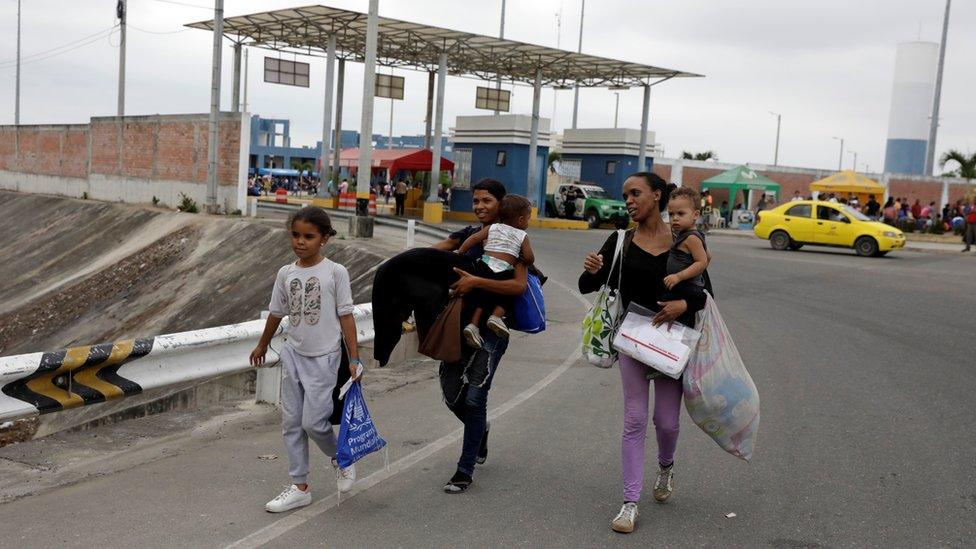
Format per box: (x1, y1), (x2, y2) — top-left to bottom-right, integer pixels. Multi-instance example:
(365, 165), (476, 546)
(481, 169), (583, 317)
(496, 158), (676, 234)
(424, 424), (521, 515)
(683, 295), (760, 461)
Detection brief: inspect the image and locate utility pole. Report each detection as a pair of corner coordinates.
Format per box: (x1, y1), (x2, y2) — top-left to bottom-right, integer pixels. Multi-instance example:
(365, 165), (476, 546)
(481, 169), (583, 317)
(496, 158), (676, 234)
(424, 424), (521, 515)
(15, 0), (21, 125)
(552, 5), (562, 128)
(494, 0), (506, 115)
(769, 111), (781, 165)
(849, 150), (858, 171)
(205, 0), (224, 212)
(571, 0), (585, 128)
(242, 47), (249, 112)
(117, 0), (127, 117)
(832, 136), (844, 171)
(925, 0), (951, 176)
(613, 92), (620, 128)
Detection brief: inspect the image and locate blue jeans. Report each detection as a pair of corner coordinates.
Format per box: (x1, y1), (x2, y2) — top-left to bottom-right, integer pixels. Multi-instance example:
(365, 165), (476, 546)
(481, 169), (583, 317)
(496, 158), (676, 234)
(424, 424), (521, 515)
(449, 331), (508, 476)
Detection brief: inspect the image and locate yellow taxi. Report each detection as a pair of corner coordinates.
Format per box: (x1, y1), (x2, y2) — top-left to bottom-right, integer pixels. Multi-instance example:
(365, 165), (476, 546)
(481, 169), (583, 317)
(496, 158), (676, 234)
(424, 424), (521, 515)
(753, 200), (906, 256)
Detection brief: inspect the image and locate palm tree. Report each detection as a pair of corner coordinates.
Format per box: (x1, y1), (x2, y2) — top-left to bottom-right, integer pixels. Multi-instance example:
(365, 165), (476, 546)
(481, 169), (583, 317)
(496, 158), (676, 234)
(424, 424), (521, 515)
(548, 151), (562, 174)
(939, 150), (976, 181)
(681, 150), (718, 161)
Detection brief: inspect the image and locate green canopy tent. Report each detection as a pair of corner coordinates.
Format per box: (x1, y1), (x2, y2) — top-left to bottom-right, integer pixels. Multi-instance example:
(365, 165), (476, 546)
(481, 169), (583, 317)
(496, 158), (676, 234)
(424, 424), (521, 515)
(700, 165), (781, 209)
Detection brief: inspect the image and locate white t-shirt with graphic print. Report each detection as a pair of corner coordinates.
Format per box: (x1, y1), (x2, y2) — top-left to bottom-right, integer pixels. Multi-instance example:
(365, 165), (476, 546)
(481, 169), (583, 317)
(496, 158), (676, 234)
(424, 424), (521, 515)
(269, 258), (354, 357)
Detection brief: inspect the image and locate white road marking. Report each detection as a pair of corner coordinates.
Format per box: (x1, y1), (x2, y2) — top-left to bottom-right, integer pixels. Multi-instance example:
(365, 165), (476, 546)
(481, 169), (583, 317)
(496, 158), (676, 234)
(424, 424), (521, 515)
(227, 279), (591, 549)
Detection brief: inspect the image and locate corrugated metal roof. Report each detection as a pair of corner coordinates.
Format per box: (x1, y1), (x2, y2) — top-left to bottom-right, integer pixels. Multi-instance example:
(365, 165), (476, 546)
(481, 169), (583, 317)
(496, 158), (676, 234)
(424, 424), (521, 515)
(186, 4), (701, 87)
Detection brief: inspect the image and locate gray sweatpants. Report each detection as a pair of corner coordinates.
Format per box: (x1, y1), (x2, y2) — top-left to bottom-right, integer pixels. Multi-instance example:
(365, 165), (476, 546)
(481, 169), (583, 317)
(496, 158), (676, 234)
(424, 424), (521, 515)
(280, 345), (340, 485)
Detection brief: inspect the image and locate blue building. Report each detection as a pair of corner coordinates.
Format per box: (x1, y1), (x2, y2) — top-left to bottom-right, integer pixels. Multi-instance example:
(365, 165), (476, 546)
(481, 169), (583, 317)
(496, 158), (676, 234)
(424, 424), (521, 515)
(558, 128), (655, 199)
(248, 116), (451, 173)
(449, 115), (550, 213)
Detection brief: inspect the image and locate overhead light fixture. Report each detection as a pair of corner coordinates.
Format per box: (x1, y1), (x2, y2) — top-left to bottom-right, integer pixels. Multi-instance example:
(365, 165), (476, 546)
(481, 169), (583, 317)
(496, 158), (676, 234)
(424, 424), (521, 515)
(552, 84), (573, 90)
(608, 84), (630, 90)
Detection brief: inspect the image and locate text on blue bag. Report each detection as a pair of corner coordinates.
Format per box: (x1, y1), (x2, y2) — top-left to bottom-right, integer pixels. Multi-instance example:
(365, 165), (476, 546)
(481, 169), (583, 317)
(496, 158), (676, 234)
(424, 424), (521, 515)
(336, 382), (387, 468)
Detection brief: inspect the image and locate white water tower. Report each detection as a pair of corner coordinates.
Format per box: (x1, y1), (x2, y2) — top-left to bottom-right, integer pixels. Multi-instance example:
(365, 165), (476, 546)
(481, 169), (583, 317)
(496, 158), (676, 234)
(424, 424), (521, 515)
(883, 42), (938, 175)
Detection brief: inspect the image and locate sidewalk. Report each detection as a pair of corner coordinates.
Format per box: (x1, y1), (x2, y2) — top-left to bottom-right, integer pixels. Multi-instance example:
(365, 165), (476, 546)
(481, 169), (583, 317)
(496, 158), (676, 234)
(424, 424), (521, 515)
(708, 228), (969, 254)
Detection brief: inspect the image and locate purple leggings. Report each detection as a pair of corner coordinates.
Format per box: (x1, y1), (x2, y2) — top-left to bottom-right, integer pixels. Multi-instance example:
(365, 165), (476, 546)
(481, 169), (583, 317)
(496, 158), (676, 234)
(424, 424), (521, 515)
(618, 353), (683, 503)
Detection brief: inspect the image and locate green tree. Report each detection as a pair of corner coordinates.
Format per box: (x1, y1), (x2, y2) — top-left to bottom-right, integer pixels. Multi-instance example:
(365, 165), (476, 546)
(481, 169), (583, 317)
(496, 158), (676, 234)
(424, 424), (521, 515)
(681, 150), (718, 161)
(939, 149), (976, 181)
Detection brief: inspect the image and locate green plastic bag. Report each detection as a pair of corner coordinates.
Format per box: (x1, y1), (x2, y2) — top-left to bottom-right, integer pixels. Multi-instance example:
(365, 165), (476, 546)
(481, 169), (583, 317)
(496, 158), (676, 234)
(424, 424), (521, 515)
(582, 230), (626, 368)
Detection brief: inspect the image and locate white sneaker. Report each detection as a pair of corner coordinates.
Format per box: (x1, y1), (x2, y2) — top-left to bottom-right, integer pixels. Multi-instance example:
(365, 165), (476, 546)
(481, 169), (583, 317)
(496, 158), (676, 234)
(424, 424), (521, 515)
(463, 323), (484, 349)
(333, 459), (356, 493)
(265, 484), (311, 513)
(486, 315), (510, 338)
(611, 502), (639, 533)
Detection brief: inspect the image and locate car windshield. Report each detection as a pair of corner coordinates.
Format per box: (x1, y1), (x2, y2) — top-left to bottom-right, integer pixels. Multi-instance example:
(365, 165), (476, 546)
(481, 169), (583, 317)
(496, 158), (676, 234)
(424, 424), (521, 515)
(585, 188), (608, 199)
(842, 205), (870, 221)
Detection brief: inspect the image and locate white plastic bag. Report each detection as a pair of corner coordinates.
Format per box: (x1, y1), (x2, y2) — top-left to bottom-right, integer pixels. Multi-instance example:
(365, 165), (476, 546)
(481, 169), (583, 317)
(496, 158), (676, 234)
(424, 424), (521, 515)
(683, 295), (760, 461)
(612, 303), (700, 379)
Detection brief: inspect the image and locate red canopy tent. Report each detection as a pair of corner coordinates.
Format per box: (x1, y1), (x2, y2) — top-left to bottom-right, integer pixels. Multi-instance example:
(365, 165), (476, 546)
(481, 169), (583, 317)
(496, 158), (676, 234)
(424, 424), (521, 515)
(336, 148), (454, 176)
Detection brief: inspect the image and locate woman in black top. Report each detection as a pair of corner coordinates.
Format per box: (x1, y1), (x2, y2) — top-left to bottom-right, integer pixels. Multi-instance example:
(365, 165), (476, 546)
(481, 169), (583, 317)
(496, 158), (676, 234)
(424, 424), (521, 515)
(578, 172), (707, 534)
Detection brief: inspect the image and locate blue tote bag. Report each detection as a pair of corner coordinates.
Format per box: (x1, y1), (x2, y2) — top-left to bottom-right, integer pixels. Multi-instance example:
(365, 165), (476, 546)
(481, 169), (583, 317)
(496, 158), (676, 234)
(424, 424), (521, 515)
(335, 381), (387, 468)
(513, 273), (546, 334)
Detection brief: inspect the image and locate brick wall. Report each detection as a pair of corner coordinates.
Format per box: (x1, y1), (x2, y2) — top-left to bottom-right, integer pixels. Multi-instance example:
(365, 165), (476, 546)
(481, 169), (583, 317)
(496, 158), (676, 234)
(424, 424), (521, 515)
(0, 113), (245, 208)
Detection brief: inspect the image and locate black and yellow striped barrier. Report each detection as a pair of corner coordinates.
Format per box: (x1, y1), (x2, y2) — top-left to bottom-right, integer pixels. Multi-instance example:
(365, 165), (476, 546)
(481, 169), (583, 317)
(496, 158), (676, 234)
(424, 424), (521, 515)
(1, 338), (153, 415)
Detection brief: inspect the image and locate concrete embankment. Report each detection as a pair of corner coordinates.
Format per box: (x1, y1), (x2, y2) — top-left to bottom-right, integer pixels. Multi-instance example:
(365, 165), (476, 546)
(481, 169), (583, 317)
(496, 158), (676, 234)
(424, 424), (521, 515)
(0, 190), (399, 441)
(0, 190), (384, 356)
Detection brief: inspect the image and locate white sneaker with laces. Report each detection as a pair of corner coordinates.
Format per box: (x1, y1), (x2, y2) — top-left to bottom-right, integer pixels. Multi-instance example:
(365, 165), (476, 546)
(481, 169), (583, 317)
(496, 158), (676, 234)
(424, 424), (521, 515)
(333, 459), (356, 493)
(463, 323), (484, 349)
(265, 484), (311, 513)
(611, 502), (639, 533)
(486, 315), (510, 338)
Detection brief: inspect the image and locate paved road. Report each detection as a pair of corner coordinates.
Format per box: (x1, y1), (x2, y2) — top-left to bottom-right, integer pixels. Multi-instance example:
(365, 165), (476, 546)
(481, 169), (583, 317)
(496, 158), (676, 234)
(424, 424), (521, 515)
(1, 231), (973, 547)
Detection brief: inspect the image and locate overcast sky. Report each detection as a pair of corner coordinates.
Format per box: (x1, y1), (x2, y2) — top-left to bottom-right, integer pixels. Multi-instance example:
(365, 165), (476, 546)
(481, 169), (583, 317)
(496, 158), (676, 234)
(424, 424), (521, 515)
(1, 0), (973, 173)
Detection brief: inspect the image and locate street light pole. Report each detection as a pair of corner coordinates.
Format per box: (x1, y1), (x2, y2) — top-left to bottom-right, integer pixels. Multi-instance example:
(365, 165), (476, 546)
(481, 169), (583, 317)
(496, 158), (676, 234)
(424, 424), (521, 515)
(613, 92), (620, 129)
(832, 136), (844, 171)
(925, 0), (951, 176)
(494, 0), (505, 115)
(117, 0), (127, 117)
(15, 0), (21, 125)
(849, 150), (858, 172)
(571, 0), (585, 128)
(205, 0), (224, 212)
(769, 111), (781, 166)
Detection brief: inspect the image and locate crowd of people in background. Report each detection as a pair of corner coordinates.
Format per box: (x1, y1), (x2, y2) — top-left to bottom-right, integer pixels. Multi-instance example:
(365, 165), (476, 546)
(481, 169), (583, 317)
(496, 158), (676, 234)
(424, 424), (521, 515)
(246, 173), (454, 217)
(247, 175), (321, 197)
(696, 187), (976, 246)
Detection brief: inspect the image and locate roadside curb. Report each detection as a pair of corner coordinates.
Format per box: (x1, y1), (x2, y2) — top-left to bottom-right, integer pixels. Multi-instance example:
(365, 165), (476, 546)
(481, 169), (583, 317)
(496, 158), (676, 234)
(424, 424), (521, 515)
(256, 196), (591, 231)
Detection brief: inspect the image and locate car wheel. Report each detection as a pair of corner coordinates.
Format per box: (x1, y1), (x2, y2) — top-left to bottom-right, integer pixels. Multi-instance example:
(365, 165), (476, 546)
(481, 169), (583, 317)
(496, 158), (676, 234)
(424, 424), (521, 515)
(769, 230), (791, 251)
(586, 210), (600, 229)
(614, 218), (630, 229)
(855, 236), (879, 257)
(788, 243), (803, 250)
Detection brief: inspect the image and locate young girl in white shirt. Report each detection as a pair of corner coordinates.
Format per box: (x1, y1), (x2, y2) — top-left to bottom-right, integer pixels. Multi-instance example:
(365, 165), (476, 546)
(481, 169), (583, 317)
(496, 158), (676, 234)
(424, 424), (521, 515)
(249, 207), (363, 513)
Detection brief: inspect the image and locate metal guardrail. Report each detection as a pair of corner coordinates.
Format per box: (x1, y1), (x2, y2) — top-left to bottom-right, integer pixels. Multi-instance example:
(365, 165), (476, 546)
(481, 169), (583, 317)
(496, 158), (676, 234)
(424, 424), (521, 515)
(0, 305), (374, 423)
